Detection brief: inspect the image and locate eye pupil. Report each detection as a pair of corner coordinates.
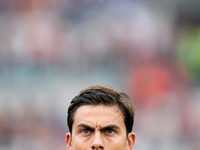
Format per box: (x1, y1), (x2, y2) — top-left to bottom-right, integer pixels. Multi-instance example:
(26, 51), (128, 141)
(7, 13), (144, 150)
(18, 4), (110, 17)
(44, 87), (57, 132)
(107, 129), (114, 134)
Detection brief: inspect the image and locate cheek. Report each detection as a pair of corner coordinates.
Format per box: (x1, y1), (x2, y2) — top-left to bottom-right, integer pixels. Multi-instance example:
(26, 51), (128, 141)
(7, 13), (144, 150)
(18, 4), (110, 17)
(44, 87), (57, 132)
(113, 142), (128, 150)
(72, 137), (91, 149)
(107, 137), (128, 149)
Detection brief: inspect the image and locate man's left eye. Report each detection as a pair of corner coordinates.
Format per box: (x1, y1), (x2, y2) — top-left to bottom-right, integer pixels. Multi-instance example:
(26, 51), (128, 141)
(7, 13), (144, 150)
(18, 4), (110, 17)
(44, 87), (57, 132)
(106, 129), (115, 134)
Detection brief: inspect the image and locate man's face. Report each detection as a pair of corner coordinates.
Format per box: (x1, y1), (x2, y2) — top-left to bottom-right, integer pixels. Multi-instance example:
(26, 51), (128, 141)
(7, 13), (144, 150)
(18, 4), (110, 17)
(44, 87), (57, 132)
(66, 105), (135, 150)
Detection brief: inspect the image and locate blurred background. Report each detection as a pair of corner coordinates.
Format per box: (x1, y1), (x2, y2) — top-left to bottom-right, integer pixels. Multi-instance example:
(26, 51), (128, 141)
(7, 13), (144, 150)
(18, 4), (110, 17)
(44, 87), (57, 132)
(0, 0), (200, 150)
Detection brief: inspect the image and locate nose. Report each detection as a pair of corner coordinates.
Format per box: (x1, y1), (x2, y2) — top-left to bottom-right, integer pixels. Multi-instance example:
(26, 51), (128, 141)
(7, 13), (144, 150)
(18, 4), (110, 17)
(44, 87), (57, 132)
(91, 131), (104, 150)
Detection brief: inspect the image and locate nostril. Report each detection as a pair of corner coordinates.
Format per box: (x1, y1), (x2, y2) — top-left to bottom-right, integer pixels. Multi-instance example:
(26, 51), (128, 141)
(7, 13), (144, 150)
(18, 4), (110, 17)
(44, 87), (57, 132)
(99, 146), (103, 149)
(91, 145), (104, 149)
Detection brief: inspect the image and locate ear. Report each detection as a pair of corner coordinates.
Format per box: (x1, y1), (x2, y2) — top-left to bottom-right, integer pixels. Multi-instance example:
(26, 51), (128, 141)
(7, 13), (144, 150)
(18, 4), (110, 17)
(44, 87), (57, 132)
(66, 133), (72, 150)
(127, 133), (136, 150)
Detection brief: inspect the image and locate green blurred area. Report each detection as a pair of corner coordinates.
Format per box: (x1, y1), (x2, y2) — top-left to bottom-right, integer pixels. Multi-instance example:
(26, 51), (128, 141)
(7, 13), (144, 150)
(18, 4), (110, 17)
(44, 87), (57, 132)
(177, 26), (200, 82)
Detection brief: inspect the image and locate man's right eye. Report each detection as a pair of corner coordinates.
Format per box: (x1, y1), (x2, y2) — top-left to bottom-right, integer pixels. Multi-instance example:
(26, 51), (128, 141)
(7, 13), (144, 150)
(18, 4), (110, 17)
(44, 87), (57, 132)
(81, 129), (90, 134)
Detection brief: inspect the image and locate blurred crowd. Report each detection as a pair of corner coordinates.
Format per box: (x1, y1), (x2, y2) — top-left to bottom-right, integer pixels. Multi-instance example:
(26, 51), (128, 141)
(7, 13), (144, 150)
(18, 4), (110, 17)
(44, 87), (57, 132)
(0, 0), (200, 150)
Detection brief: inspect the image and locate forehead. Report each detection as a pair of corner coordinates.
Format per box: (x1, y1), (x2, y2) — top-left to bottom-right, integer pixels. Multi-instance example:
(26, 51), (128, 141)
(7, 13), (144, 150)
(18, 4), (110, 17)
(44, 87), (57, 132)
(72, 105), (125, 129)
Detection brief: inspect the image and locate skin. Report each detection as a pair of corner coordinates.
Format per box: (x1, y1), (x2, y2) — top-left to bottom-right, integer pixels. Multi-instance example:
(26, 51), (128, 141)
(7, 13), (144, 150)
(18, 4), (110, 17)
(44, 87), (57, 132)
(66, 105), (135, 150)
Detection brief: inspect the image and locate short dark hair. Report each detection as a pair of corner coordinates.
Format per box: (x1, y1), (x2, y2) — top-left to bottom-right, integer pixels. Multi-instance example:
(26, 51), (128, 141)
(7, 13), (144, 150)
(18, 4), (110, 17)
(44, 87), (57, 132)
(67, 85), (135, 136)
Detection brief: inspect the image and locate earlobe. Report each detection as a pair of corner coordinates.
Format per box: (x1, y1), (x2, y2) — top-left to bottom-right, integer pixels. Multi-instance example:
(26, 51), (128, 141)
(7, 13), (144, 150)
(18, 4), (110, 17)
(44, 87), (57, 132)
(66, 133), (72, 150)
(127, 133), (136, 150)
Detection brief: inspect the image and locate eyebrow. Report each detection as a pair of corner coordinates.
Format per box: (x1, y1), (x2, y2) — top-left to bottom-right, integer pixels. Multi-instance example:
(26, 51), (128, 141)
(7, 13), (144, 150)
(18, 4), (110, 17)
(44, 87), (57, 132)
(77, 124), (95, 130)
(76, 123), (120, 130)
(101, 125), (120, 130)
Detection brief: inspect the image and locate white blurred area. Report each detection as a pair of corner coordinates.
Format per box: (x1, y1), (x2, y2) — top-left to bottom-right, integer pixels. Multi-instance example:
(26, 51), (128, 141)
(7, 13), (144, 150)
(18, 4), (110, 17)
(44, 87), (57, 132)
(0, 0), (200, 150)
